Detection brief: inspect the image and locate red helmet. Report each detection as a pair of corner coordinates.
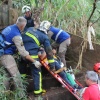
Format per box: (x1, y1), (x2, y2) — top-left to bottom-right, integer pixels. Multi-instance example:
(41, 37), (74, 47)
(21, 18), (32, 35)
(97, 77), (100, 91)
(93, 63), (100, 72)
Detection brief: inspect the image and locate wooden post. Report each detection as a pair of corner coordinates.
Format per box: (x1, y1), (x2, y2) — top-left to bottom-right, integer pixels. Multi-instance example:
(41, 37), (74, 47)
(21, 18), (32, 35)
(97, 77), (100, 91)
(8, 0), (12, 25)
(0, 0), (9, 29)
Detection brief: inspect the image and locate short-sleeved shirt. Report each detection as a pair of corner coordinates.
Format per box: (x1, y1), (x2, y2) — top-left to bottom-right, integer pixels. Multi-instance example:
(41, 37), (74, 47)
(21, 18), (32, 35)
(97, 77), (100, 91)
(82, 84), (100, 100)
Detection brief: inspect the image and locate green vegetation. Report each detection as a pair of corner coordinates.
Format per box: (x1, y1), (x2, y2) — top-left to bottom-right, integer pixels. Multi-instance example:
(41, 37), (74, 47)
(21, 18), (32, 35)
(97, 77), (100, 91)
(11, 0), (100, 43)
(0, 67), (28, 100)
(0, 0), (100, 99)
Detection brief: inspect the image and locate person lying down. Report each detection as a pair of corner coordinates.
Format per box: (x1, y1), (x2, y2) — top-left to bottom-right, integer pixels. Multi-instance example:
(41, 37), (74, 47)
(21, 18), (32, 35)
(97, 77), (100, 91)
(38, 47), (82, 90)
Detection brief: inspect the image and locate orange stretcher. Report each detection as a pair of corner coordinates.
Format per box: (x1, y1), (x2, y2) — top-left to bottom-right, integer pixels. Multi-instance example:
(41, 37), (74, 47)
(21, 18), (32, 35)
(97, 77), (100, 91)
(40, 57), (83, 100)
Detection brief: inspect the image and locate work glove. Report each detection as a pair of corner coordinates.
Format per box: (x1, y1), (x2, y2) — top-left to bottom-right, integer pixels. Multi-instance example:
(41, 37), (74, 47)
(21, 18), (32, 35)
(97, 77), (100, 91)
(32, 60), (41, 69)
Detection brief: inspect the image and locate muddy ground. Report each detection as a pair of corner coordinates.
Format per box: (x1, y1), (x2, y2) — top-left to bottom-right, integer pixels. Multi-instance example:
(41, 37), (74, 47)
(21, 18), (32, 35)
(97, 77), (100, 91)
(1, 33), (99, 99)
(66, 34), (100, 86)
(28, 34), (100, 99)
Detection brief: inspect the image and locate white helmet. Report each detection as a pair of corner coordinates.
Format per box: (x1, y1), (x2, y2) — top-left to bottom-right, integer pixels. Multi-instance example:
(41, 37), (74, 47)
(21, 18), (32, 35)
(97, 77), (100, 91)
(39, 20), (51, 34)
(22, 5), (31, 14)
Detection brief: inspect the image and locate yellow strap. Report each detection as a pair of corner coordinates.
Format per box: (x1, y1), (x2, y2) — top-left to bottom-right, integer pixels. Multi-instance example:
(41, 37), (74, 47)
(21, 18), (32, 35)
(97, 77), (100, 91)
(31, 55), (38, 59)
(48, 59), (54, 63)
(26, 32), (40, 46)
(43, 58), (48, 62)
(53, 55), (57, 59)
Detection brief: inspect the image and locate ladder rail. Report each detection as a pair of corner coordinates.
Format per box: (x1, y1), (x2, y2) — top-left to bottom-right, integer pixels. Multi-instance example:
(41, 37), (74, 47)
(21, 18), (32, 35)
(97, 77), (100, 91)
(40, 60), (82, 100)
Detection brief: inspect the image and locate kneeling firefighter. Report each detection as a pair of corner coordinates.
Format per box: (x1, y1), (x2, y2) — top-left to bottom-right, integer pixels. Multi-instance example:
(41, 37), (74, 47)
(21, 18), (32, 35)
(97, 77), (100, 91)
(21, 21), (55, 96)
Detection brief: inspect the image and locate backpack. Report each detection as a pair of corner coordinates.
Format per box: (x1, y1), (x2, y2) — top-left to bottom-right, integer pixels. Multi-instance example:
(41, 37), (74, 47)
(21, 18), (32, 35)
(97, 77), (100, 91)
(0, 34), (6, 56)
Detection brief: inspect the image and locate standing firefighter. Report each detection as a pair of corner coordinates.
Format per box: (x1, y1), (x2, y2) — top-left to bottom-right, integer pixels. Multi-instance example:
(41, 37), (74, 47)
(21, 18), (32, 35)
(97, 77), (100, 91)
(22, 5), (34, 31)
(21, 21), (55, 96)
(40, 20), (71, 67)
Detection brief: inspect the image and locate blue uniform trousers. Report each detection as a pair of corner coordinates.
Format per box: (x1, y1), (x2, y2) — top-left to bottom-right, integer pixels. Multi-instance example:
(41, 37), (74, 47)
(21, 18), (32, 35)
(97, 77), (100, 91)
(55, 61), (74, 88)
(30, 63), (42, 94)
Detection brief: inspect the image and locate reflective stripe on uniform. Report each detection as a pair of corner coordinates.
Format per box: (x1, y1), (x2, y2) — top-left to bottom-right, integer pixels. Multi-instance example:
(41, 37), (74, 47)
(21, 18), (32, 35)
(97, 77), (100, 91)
(34, 72), (42, 94)
(31, 55), (38, 59)
(21, 74), (27, 77)
(53, 55), (57, 59)
(26, 32), (40, 46)
(55, 30), (63, 41)
(48, 59), (54, 63)
(4, 41), (12, 45)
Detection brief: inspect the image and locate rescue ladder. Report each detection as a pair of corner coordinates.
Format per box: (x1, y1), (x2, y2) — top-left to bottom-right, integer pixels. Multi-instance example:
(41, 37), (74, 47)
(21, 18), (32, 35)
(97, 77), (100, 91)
(40, 57), (83, 100)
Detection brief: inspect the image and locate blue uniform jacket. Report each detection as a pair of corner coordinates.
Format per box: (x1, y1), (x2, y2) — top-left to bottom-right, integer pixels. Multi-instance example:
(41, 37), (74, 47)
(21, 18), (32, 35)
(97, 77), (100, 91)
(22, 27), (53, 60)
(1, 24), (21, 54)
(49, 26), (70, 44)
(24, 15), (34, 32)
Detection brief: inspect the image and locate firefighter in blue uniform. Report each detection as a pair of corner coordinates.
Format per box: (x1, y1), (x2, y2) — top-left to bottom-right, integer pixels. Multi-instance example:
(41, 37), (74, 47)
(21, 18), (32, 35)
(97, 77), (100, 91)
(22, 6), (34, 32)
(21, 21), (55, 96)
(19, 6), (35, 75)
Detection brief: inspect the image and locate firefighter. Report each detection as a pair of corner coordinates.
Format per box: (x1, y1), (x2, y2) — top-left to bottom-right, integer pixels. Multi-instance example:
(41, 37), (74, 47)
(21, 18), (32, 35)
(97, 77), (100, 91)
(22, 5), (34, 31)
(21, 21), (55, 96)
(40, 20), (71, 67)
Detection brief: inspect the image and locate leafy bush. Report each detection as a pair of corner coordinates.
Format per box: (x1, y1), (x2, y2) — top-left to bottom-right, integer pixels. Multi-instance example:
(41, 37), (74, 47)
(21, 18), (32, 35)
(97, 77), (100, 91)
(0, 67), (28, 100)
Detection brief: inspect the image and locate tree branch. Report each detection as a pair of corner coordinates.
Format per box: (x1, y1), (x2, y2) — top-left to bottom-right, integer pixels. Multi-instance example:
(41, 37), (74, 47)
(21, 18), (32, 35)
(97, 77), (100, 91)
(92, 11), (100, 26)
(87, 0), (97, 27)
